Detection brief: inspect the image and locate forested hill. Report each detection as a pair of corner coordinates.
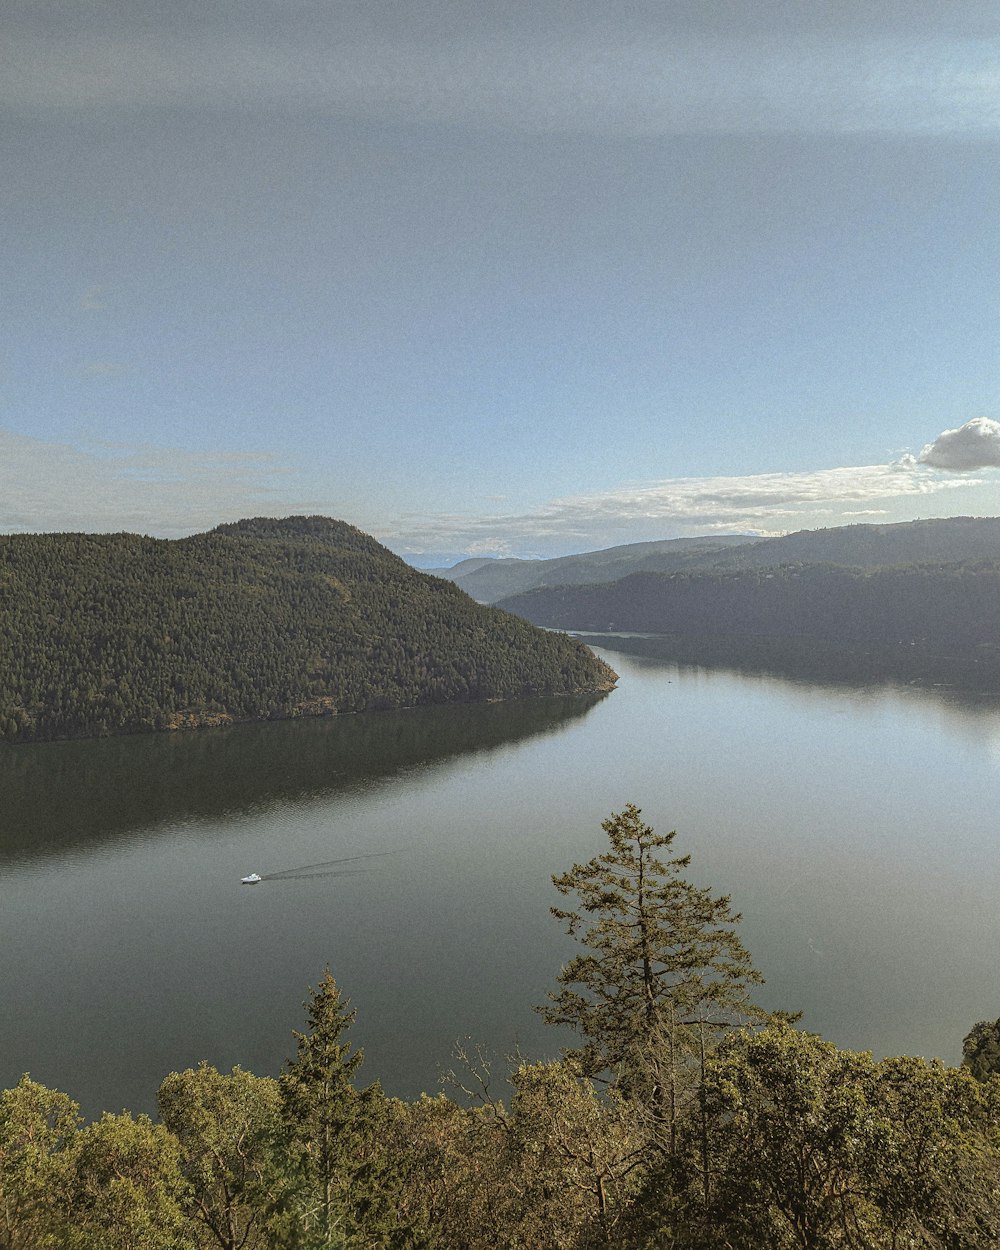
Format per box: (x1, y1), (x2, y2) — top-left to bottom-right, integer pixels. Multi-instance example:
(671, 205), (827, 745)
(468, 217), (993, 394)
(424, 535), (756, 602)
(496, 559), (1000, 647)
(430, 517), (1000, 603)
(711, 515), (1000, 571)
(0, 516), (616, 744)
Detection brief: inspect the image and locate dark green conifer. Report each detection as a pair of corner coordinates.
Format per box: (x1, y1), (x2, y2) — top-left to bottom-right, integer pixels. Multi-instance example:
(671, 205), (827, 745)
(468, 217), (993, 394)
(0, 519), (615, 744)
(276, 972), (367, 1248)
(275, 972), (430, 1250)
(540, 803), (766, 1155)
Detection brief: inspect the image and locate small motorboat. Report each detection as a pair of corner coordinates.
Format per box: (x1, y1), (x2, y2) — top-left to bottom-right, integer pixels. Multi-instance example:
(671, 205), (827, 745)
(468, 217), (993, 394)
(241, 873), (263, 885)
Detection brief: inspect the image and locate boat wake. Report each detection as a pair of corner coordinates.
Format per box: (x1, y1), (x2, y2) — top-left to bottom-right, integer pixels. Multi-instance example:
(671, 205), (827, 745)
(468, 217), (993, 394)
(254, 851), (400, 883)
(264, 867), (374, 882)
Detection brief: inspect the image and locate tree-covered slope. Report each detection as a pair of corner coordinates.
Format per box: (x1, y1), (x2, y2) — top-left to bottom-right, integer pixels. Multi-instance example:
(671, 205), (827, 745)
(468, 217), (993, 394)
(0, 516), (616, 743)
(497, 559), (1000, 647)
(425, 535), (757, 602)
(713, 515), (1000, 571)
(429, 518), (1000, 604)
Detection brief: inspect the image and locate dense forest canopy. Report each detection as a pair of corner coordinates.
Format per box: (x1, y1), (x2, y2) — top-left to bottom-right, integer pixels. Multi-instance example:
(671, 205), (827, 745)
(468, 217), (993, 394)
(0, 515), (615, 744)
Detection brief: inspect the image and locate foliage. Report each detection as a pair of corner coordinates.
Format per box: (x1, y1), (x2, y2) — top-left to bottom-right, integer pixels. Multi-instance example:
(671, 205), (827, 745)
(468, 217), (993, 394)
(423, 1045), (642, 1249)
(0, 1075), (80, 1250)
(157, 1063), (284, 1250)
(963, 1017), (1000, 1082)
(64, 1110), (189, 1249)
(504, 1058), (642, 1246)
(685, 1025), (1000, 1250)
(274, 970), (430, 1249)
(870, 1053), (1000, 1248)
(386, 1092), (504, 1249)
(696, 1026), (887, 1248)
(540, 803), (766, 1158)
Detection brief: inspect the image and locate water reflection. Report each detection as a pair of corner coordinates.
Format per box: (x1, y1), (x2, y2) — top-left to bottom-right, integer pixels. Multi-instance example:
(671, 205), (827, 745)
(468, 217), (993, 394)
(574, 632), (1000, 720)
(0, 694), (608, 863)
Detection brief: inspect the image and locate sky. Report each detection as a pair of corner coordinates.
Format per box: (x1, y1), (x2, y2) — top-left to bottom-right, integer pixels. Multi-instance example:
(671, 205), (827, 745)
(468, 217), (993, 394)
(4, 0), (1000, 563)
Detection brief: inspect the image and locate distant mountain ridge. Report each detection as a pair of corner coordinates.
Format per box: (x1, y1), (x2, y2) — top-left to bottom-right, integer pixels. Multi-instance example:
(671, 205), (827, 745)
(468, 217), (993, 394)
(0, 516), (616, 744)
(707, 516), (1000, 571)
(430, 517), (1000, 604)
(425, 535), (757, 602)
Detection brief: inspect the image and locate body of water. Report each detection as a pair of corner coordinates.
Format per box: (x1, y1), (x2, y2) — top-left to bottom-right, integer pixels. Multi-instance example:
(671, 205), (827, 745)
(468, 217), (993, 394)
(2, 648), (999, 1117)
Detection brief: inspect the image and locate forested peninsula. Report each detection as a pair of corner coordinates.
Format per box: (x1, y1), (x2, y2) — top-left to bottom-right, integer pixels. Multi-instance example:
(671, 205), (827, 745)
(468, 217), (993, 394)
(0, 516), (615, 744)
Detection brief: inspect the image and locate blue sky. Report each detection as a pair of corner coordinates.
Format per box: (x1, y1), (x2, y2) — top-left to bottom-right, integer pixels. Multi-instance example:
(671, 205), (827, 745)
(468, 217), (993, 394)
(4, 0), (1000, 562)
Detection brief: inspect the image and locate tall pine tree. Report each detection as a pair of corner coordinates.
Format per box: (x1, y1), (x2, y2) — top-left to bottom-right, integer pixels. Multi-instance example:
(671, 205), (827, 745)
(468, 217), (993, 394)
(540, 803), (766, 1157)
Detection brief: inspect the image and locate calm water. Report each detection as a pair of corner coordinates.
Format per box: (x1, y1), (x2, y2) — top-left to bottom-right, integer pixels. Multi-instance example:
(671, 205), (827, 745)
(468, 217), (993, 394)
(2, 649), (999, 1118)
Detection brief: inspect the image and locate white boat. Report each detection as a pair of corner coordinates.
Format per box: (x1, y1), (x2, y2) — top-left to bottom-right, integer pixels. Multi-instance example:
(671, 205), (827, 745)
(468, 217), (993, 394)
(241, 873), (262, 885)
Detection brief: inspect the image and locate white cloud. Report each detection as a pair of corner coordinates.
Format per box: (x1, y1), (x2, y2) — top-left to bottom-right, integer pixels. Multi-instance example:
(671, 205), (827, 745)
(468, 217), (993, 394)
(4, 26), (1000, 135)
(382, 461), (975, 556)
(918, 417), (1000, 471)
(461, 538), (516, 557)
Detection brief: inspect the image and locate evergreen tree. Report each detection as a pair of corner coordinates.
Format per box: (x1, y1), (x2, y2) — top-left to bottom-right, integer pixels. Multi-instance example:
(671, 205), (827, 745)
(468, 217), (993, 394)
(539, 803), (766, 1157)
(0, 519), (616, 745)
(274, 972), (429, 1250)
(275, 972), (366, 1248)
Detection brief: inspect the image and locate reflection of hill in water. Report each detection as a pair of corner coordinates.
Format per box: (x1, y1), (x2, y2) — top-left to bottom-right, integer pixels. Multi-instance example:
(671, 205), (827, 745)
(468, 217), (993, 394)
(0, 695), (607, 861)
(578, 634), (1000, 714)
